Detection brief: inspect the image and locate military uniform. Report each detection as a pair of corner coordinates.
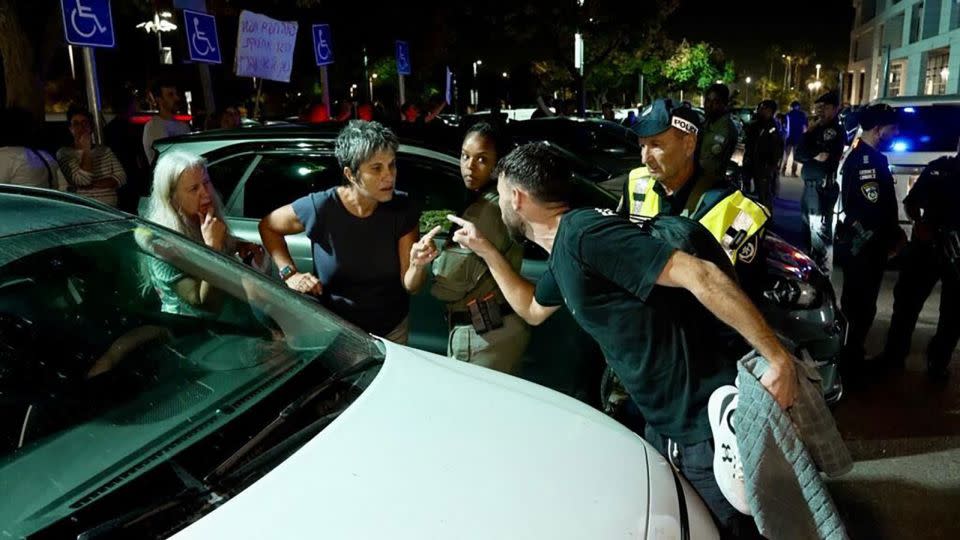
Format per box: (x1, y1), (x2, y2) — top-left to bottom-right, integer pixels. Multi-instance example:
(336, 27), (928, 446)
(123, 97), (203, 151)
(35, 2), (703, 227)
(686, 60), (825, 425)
(883, 155), (960, 377)
(796, 94), (845, 268)
(699, 112), (740, 182)
(432, 186), (530, 373)
(835, 138), (901, 366)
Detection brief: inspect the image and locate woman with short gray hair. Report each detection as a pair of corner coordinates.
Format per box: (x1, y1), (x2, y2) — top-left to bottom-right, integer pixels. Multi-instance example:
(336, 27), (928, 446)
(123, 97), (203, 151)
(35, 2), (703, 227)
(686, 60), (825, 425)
(259, 120), (439, 344)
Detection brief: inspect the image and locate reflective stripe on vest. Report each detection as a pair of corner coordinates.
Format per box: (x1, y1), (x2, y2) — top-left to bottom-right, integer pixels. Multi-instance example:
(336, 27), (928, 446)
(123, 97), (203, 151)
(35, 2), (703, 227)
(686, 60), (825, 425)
(626, 167), (769, 264)
(626, 167), (660, 222)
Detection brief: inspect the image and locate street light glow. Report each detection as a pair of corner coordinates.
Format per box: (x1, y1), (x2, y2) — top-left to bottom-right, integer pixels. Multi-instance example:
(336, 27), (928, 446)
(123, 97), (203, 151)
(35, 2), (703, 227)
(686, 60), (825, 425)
(746, 77), (752, 84)
(476, 59), (483, 65)
(502, 72), (509, 78)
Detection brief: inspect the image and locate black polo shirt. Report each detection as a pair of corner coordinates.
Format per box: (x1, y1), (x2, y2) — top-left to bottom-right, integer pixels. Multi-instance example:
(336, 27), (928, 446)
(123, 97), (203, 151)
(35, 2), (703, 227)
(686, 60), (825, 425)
(534, 209), (745, 443)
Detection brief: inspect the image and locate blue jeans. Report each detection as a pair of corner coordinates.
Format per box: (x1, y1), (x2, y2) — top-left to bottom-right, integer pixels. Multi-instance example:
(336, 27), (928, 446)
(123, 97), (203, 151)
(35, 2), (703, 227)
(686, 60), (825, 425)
(644, 425), (760, 539)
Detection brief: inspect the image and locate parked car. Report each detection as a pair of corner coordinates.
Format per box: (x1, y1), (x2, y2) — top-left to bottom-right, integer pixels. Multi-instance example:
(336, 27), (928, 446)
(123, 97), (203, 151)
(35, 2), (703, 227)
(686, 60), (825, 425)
(867, 96), (960, 237)
(152, 125), (842, 404)
(509, 117), (645, 178)
(152, 125), (611, 403)
(0, 186), (719, 539)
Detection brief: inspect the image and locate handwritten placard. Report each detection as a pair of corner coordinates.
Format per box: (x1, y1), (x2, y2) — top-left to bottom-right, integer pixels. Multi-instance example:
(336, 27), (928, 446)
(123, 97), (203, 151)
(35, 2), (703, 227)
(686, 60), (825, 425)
(235, 10), (298, 82)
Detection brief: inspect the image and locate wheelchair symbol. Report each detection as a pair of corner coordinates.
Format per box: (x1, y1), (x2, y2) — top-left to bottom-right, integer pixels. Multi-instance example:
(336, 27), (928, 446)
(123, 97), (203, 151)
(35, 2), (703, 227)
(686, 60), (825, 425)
(316, 31), (332, 62)
(397, 48), (410, 73)
(191, 17), (216, 56)
(70, 0), (107, 38)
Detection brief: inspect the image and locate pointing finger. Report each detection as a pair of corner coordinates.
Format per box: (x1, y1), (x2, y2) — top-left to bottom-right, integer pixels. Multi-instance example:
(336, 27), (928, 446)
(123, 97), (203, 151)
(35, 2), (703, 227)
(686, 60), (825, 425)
(422, 225), (443, 243)
(447, 215), (469, 227)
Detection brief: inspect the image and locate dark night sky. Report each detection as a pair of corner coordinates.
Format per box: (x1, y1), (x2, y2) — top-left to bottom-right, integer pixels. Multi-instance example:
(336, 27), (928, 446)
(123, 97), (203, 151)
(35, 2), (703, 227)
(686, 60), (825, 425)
(666, 0), (856, 79)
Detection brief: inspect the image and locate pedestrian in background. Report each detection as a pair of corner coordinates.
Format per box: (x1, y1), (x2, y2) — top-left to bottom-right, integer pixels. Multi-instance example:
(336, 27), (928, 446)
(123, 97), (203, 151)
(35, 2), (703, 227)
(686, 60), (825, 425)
(0, 107), (69, 191)
(57, 105), (126, 207)
(699, 84), (739, 183)
(143, 79), (190, 166)
(796, 91), (844, 269)
(782, 101), (808, 177)
(742, 100), (784, 210)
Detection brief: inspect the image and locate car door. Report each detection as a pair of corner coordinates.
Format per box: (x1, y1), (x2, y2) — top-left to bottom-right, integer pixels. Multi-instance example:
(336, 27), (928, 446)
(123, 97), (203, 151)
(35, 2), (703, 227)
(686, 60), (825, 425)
(219, 151), (341, 276)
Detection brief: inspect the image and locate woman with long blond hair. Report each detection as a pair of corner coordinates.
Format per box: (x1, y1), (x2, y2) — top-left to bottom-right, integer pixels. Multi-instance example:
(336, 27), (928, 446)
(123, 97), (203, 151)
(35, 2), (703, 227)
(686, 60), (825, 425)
(142, 150), (262, 315)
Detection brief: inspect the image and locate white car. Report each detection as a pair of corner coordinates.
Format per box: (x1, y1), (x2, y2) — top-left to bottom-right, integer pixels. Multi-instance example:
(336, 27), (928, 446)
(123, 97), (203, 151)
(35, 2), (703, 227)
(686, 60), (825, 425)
(0, 186), (718, 539)
(870, 96), (960, 234)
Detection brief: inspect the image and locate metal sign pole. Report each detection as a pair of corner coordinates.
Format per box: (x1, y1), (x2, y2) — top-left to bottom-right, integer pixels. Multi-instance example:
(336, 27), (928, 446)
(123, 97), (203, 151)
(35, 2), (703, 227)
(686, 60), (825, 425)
(81, 47), (104, 144)
(321, 65), (331, 111)
(253, 78), (264, 120)
(399, 75), (406, 106)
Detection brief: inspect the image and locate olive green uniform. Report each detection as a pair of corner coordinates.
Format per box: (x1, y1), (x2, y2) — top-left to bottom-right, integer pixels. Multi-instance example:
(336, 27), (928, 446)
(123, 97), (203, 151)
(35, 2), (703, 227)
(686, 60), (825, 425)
(431, 186), (530, 373)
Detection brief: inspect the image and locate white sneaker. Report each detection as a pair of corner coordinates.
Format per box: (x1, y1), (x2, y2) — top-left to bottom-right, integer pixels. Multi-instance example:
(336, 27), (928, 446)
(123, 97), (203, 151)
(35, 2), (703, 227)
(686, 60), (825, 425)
(708, 385), (751, 515)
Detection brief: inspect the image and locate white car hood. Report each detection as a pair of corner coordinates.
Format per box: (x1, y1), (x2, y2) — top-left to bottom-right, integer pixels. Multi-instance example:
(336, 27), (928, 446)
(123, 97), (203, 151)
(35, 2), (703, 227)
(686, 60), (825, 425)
(172, 341), (708, 539)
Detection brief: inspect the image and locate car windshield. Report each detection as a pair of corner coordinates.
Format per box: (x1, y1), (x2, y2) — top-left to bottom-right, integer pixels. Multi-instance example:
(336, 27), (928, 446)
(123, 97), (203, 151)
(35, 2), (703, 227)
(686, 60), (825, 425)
(888, 105), (960, 153)
(0, 219), (382, 537)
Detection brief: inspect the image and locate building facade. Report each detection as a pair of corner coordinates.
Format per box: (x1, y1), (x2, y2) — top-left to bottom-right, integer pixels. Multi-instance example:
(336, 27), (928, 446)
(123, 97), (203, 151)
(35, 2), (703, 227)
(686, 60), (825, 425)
(848, 0), (960, 104)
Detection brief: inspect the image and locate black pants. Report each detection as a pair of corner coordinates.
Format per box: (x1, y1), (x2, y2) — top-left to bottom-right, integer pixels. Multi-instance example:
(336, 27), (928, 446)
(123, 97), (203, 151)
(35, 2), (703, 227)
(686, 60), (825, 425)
(644, 426), (760, 539)
(801, 179), (839, 266)
(840, 238), (888, 362)
(884, 243), (960, 370)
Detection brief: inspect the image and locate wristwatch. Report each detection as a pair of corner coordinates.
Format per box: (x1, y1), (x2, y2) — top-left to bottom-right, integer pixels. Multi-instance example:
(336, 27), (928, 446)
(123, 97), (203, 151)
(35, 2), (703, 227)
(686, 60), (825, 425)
(279, 265), (297, 281)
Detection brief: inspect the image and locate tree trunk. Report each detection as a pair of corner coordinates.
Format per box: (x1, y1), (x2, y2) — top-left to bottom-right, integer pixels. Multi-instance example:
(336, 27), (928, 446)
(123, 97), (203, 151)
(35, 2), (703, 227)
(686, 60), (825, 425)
(0, 0), (44, 122)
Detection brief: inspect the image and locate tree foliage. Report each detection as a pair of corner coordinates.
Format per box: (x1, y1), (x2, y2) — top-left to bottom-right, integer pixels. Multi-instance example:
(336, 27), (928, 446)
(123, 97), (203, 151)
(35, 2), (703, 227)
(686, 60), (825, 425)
(663, 41), (732, 92)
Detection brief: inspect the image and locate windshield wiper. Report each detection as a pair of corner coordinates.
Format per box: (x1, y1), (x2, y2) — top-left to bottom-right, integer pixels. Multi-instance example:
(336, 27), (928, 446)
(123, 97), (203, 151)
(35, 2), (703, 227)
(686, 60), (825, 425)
(77, 462), (222, 540)
(204, 356), (383, 484)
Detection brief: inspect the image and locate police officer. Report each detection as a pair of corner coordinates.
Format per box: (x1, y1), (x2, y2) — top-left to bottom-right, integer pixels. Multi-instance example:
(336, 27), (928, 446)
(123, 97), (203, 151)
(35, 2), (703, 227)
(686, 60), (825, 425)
(743, 99), (785, 210)
(431, 122), (530, 373)
(834, 104), (904, 374)
(796, 91), (845, 269)
(879, 138), (960, 379)
(700, 83), (740, 182)
(619, 98), (770, 292)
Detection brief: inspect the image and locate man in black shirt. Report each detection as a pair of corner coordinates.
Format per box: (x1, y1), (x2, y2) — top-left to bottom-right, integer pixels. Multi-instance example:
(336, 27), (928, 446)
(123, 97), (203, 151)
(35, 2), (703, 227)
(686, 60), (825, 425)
(449, 143), (798, 536)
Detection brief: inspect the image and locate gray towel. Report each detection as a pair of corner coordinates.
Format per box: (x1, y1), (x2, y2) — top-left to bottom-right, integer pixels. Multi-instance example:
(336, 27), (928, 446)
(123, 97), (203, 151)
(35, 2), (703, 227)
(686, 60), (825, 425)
(736, 351), (851, 540)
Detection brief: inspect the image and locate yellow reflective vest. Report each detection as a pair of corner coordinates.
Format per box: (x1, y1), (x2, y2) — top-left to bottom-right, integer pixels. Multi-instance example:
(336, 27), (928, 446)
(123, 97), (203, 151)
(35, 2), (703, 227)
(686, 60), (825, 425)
(622, 166), (770, 264)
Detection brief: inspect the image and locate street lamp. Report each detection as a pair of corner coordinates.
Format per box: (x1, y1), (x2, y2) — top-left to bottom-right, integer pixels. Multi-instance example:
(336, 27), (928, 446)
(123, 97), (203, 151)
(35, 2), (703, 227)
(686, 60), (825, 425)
(502, 72), (509, 79)
(136, 11), (178, 64)
(472, 59), (483, 107)
(816, 63), (822, 80)
(369, 73), (378, 101)
(745, 77), (752, 107)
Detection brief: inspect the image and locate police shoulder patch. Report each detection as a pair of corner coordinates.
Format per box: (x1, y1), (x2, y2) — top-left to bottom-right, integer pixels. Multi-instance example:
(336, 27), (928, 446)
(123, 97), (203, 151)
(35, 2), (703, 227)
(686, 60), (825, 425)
(861, 182), (880, 203)
(737, 235), (759, 264)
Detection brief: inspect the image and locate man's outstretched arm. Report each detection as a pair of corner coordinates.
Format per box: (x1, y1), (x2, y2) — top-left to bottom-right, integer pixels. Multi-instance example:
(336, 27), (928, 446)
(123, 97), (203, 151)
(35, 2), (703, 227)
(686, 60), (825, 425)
(448, 215), (559, 326)
(658, 251), (798, 409)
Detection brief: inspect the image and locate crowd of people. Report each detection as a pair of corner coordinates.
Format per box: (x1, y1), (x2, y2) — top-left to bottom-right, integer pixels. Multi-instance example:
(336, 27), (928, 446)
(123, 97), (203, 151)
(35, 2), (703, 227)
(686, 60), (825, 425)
(2, 73), (958, 537)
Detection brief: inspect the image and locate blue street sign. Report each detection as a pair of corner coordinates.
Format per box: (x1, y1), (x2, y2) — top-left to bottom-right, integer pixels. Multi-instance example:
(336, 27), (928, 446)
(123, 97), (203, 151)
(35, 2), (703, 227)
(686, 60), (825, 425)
(312, 24), (334, 66)
(396, 41), (411, 76)
(184, 9), (221, 64)
(60, 0), (115, 48)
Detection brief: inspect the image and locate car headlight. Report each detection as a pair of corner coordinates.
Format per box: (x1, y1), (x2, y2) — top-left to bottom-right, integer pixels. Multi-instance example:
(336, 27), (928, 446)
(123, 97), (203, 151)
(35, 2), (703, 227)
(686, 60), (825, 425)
(763, 278), (821, 309)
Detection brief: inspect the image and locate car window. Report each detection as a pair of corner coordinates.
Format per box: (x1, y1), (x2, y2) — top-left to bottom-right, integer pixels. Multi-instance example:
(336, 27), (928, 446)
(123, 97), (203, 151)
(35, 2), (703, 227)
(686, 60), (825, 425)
(395, 154), (469, 234)
(242, 153), (341, 219)
(890, 105), (960, 153)
(207, 154), (255, 202)
(0, 220), (380, 537)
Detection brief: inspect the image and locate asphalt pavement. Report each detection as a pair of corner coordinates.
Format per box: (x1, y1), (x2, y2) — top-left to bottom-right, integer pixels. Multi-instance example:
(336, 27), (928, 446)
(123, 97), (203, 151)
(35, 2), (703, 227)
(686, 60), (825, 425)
(771, 174), (960, 540)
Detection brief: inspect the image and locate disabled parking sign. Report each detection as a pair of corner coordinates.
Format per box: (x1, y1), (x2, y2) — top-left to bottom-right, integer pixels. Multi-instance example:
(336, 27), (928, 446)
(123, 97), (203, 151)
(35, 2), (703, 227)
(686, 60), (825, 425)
(184, 9), (221, 64)
(60, 0), (115, 48)
(396, 41), (411, 75)
(312, 24), (334, 66)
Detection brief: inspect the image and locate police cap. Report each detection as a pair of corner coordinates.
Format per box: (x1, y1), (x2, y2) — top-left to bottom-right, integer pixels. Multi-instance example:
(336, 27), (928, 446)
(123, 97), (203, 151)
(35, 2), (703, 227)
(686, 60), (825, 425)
(633, 98), (702, 138)
(815, 91), (840, 107)
(858, 103), (899, 130)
